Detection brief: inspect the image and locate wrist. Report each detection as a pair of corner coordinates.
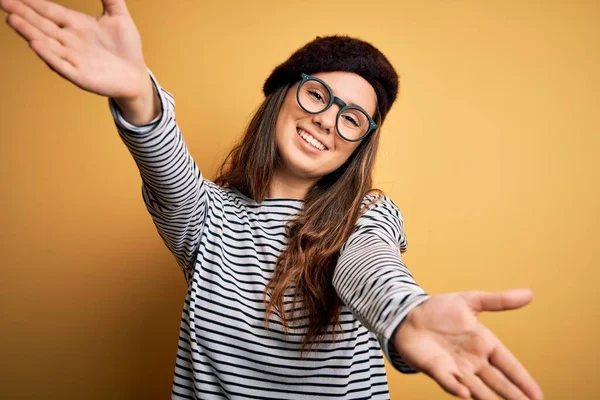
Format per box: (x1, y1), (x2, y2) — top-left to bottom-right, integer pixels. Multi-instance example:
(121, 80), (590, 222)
(393, 296), (430, 344)
(113, 72), (161, 126)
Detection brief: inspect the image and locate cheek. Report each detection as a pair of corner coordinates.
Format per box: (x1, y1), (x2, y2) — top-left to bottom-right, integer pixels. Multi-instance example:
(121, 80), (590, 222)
(332, 137), (360, 161)
(275, 101), (299, 137)
(274, 111), (293, 148)
(316, 142), (358, 175)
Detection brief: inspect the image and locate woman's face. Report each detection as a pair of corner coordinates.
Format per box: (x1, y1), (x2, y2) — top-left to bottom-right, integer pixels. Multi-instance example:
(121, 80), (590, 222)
(274, 71), (378, 180)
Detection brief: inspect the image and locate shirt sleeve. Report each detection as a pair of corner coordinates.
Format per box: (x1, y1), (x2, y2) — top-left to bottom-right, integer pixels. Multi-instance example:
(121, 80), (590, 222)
(332, 194), (431, 374)
(108, 68), (209, 283)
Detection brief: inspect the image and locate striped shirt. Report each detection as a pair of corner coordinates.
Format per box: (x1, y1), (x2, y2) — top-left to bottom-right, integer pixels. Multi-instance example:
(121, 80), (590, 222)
(109, 69), (431, 399)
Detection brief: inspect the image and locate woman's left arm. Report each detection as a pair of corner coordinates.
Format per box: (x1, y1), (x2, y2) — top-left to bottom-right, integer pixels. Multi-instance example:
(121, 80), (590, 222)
(333, 195), (544, 400)
(332, 194), (431, 373)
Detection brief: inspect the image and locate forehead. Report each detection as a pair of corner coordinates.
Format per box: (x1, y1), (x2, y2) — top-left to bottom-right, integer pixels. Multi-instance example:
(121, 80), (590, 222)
(310, 71), (377, 116)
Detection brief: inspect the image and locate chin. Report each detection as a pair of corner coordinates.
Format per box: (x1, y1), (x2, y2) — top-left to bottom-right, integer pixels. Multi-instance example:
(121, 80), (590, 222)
(284, 158), (320, 179)
(278, 148), (321, 178)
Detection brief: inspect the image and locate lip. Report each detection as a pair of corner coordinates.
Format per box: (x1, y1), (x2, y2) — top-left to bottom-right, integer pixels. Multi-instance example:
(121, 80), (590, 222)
(296, 126), (330, 151)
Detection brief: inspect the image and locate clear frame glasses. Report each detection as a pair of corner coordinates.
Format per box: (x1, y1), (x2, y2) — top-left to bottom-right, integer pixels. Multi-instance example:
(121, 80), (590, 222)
(296, 73), (378, 142)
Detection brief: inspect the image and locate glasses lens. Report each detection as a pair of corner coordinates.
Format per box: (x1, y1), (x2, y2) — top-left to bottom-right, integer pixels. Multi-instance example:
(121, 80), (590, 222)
(338, 108), (370, 141)
(298, 79), (331, 113)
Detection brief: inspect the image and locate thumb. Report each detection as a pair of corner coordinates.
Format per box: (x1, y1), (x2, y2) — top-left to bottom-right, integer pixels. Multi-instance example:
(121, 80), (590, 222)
(461, 288), (534, 313)
(101, 0), (130, 16)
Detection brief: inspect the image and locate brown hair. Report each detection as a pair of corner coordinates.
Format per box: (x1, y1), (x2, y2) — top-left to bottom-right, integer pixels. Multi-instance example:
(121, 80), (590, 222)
(214, 83), (384, 354)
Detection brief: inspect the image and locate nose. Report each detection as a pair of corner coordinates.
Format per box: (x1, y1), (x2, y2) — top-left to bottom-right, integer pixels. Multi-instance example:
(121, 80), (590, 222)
(312, 104), (340, 135)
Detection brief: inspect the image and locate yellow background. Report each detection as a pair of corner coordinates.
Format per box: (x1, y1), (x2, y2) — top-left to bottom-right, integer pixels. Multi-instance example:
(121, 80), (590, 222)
(1, 0), (598, 398)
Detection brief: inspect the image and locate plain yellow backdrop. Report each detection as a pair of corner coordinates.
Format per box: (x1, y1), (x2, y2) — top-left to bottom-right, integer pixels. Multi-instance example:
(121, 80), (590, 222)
(1, 0), (598, 398)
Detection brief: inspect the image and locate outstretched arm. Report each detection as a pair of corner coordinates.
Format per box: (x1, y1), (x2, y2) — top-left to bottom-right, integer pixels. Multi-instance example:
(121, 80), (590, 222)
(334, 194), (544, 399)
(1, 0), (210, 281)
(333, 194), (431, 373)
(109, 71), (209, 282)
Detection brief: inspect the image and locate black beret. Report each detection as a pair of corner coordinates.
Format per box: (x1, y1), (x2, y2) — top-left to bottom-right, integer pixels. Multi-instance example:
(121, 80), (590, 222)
(263, 35), (399, 123)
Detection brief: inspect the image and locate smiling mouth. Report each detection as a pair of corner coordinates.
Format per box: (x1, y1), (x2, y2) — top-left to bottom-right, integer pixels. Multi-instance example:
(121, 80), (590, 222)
(297, 127), (328, 151)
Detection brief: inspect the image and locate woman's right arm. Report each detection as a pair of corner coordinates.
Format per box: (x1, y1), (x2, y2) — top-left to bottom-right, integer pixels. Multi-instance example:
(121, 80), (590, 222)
(109, 70), (209, 282)
(2, 0), (209, 281)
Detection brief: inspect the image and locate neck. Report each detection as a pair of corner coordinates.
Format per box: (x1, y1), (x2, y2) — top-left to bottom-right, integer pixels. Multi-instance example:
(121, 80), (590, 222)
(268, 166), (318, 200)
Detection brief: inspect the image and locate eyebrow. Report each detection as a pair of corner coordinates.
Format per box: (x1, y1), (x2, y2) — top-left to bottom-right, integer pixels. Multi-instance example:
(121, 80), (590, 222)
(337, 95), (368, 112)
(347, 99), (375, 116)
(329, 88), (371, 113)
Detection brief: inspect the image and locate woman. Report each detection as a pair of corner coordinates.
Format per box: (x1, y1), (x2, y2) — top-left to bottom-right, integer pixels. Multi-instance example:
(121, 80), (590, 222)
(1, 0), (545, 399)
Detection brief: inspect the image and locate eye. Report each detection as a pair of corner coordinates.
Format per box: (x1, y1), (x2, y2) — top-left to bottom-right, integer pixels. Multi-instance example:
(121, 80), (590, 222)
(308, 89), (325, 104)
(342, 114), (360, 127)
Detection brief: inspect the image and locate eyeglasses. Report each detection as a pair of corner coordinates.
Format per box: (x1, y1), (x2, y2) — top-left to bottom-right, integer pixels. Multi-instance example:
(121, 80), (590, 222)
(296, 73), (378, 142)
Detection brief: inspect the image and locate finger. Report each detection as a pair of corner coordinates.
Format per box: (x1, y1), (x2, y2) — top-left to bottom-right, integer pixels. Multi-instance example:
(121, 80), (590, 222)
(7, 12), (80, 68)
(18, 0), (74, 27)
(11, 0), (75, 46)
(101, 0), (130, 16)
(458, 373), (498, 400)
(30, 38), (78, 82)
(478, 363), (527, 400)
(6, 12), (46, 42)
(0, 0), (15, 12)
(490, 341), (545, 400)
(426, 367), (471, 399)
(462, 289), (533, 313)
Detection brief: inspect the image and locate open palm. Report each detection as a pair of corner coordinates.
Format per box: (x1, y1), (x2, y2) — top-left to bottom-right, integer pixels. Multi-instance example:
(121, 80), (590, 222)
(394, 289), (544, 399)
(1, 0), (147, 99)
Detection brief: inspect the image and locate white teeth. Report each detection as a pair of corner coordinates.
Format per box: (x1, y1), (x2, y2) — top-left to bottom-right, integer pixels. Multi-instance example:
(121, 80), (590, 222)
(297, 128), (326, 151)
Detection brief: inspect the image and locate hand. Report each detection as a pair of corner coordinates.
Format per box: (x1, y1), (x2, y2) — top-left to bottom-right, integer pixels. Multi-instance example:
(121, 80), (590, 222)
(393, 289), (544, 400)
(1, 0), (148, 100)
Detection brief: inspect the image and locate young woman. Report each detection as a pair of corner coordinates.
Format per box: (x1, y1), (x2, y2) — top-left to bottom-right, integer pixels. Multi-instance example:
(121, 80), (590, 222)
(1, 0), (545, 399)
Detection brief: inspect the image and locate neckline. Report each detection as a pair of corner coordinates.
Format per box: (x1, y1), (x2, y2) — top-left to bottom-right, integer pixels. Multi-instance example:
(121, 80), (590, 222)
(229, 185), (305, 204)
(263, 197), (305, 202)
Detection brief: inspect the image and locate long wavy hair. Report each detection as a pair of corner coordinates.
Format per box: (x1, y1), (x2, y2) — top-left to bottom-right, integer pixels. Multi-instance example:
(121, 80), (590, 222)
(214, 82), (385, 354)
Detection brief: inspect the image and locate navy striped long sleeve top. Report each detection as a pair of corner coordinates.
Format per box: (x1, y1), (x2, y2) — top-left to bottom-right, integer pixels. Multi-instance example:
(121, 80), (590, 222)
(108, 69), (431, 399)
